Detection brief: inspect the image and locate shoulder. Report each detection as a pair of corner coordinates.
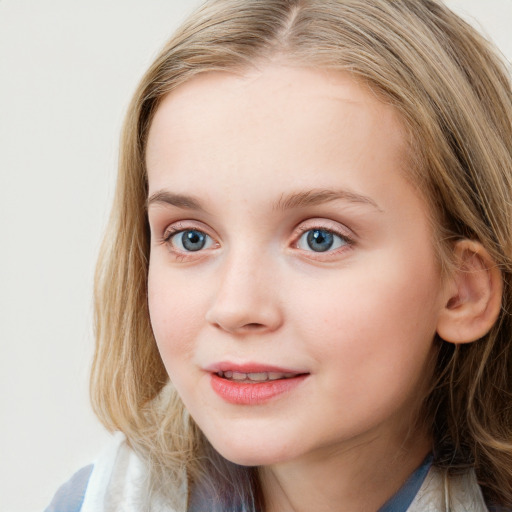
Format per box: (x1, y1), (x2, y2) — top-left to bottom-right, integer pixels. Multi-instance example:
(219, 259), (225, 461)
(44, 433), (138, 512)
(408, 465), (493, 512)
(46, 433), (186, 512)
(44, 464), (94, 512)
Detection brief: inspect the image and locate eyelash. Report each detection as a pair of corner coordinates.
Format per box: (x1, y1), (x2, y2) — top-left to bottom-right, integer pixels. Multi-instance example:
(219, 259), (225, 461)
(159, 221), (354, 261)
(160, 223), (216, 260)
(162, 225), (203, 244)
(292, 224), (354, 258)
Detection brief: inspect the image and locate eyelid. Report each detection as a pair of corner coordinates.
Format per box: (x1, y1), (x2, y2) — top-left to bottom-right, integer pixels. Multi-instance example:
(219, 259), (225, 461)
(162, 220), (214, 241)
(156, 218), (354, 261)
(291, 219), (355, 257)
(292, 218), (355, 240)
(160, 221), (220, 259)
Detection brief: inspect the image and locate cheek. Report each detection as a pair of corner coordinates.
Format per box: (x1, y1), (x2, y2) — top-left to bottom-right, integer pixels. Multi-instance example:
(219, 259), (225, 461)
(288, 252), (442, 376)
(291, 270), (439, 431)
(147, 265), (206, 370)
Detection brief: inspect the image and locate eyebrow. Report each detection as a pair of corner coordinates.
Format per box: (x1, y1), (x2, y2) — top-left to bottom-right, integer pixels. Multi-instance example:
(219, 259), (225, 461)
(273, 189), (381, 212)
(146, 190), (205, 212)
(146, 188), (381, 212)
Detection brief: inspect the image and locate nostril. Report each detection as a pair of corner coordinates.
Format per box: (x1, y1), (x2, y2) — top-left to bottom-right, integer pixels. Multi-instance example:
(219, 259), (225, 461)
(209, 320), (264, 332)
(245, 322), (264, 330)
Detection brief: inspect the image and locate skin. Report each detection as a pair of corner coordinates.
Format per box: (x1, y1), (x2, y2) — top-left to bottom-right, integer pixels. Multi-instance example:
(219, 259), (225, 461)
(145, 64), (451, 511)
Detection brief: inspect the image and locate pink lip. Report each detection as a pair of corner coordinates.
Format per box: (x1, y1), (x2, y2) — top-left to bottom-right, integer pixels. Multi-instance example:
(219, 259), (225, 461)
(207, 361), (309, 405)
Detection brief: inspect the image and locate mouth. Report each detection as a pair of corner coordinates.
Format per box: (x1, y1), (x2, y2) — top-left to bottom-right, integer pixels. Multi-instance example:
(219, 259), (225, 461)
(208, 363), (309, 405)
(216, 370), (302, 383)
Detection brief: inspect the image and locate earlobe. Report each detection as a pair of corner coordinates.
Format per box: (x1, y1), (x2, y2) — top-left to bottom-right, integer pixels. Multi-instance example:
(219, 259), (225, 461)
(436, 240), (503, 344)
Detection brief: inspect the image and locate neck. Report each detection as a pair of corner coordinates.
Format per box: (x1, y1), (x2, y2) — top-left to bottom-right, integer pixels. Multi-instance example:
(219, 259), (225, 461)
(259, 424), (431, 512)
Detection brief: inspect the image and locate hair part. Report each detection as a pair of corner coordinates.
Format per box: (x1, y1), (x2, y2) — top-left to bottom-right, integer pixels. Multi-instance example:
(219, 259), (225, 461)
(91, 0), (512, 508)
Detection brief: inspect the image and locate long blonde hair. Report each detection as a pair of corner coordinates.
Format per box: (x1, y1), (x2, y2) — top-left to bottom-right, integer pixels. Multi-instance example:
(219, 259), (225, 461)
(91, 0), (512, 508)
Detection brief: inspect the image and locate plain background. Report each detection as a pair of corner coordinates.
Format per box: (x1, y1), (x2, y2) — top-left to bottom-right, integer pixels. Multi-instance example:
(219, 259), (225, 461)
(0, 1), (511, 511)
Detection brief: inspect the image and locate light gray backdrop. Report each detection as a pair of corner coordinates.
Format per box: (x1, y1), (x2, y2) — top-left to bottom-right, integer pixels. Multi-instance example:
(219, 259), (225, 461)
(1, 1), (511, 511)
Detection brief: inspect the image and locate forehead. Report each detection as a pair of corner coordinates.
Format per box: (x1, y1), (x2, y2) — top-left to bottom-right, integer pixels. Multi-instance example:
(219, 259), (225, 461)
(145, 64), (413, 211)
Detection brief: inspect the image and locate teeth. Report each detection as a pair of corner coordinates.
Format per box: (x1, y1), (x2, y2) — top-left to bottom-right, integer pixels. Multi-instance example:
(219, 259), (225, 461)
(247, 372), (268, 381)
(217, 371), (296, 382)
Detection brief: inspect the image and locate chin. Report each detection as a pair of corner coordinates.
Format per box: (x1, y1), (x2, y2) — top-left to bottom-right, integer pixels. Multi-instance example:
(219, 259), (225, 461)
(207, 435), (295, 467)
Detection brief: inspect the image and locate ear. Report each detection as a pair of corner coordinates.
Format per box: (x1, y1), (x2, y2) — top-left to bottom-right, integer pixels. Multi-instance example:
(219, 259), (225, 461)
(436, 240), (503, 344)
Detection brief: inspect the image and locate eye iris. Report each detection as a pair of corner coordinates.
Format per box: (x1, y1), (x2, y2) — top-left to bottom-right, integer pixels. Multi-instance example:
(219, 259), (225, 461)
(306, 229), (334, 252)
(182, 230), (206, 251)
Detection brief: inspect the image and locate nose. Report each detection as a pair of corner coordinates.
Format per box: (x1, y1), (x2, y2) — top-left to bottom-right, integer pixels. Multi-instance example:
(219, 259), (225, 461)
(205, 251), (283, 334)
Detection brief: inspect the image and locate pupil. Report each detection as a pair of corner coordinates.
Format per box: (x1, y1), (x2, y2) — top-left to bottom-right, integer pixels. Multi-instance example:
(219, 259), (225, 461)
(307, 229), (334, 252)
(182, 230), (206, 251)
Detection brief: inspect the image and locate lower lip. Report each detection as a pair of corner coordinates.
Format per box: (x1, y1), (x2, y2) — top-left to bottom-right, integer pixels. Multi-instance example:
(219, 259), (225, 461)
(210, 373), (308, 405)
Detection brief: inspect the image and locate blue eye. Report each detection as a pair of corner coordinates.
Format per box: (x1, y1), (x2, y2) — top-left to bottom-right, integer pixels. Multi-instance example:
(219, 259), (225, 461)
(298, 229), (347, 253)
(170, 230), (213, 252)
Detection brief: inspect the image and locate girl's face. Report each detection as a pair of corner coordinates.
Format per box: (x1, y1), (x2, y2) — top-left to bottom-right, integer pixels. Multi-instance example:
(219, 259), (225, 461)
(146, 65), (448, 467)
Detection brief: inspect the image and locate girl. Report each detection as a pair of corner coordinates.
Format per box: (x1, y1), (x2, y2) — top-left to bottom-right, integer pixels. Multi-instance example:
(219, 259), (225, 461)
(46, 0), (512, 510)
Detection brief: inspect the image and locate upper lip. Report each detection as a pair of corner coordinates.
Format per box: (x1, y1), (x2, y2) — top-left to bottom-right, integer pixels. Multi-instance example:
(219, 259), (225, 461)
(205, 361), (308, 374)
